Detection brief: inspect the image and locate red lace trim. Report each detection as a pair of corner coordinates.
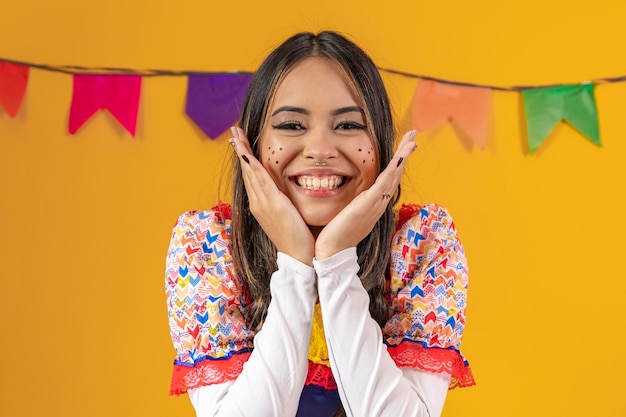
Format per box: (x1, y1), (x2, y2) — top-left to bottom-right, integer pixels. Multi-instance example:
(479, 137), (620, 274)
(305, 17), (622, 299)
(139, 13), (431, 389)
(305, 345), (475, 391)
(169, 352), (252, 395)
(170, 347), (474, 395)
(305, 361), (337, 389)
(397, 203), (422, 231)
(388, 343), (476, 389)
(212, 201), (232, 222)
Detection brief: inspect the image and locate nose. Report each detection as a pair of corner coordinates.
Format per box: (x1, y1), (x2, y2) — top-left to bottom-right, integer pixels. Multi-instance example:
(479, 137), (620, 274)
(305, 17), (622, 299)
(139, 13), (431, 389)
(302, 128), (339, 163)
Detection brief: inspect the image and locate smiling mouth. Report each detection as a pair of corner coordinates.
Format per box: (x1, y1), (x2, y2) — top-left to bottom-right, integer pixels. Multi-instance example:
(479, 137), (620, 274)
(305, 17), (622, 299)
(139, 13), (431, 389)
(294, 175), (345, 190)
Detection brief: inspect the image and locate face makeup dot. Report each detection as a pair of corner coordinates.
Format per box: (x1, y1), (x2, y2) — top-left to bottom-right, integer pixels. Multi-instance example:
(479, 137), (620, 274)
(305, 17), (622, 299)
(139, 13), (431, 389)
(358, 148), (362, 152)
(279, 147), (283, 151)
(362, 159), (366, 164)
(275, 160), (279, 164)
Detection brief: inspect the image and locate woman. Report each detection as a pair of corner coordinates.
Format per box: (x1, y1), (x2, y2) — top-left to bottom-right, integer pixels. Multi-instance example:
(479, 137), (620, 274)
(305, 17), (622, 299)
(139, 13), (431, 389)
(166, 31), (474, 417)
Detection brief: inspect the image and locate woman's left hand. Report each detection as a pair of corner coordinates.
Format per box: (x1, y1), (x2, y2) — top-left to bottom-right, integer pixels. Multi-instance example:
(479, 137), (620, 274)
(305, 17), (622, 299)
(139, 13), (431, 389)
(315, 130), (418, 260)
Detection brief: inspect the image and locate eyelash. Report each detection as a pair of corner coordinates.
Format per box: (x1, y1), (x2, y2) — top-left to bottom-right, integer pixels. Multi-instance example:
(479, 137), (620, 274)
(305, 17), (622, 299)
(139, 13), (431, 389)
(271, 121), (366, 131)
(336, 121), (366, 130)
(272, 121), (304, 130)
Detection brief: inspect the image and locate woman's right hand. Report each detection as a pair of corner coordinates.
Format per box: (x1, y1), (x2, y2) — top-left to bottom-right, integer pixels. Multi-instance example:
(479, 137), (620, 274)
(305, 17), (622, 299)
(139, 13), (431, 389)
(230, 127), (315, 266)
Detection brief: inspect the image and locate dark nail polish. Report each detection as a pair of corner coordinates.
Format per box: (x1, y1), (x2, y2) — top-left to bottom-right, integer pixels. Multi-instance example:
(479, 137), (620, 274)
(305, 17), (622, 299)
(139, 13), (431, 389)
(241, 155), (250, 164)
(396, 157), (404, 167)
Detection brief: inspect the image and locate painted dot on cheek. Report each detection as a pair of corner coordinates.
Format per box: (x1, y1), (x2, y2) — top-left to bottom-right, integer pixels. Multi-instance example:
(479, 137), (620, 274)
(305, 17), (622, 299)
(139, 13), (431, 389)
(362, 160), (366, 164)
(275, 160), (279, 164)
(279, 147), (283, 151)
(358, 148), (362, 152)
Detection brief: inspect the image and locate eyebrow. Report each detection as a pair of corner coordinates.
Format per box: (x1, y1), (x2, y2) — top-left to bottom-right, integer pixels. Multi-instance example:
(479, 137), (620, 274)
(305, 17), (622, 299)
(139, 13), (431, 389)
(331, 106), (365, 116)
(271, 106), (308, 117)
(271, 105), (364, 117)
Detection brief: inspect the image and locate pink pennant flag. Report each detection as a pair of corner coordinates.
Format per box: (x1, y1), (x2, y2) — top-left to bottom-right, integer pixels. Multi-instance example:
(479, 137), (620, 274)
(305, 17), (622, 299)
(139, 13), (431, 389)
(69, 74), (141, 136)
(411, 79), (491, 149)
(0, 62), (29, 117)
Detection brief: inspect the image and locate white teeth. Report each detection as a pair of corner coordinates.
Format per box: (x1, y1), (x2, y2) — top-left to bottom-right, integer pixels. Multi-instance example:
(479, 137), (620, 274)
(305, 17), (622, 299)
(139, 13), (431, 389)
(296, 175), (344, 190)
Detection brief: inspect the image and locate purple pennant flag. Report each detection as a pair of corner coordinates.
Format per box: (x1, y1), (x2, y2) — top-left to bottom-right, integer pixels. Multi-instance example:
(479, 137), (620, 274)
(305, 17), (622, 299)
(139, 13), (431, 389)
(185, 73), (253, 139)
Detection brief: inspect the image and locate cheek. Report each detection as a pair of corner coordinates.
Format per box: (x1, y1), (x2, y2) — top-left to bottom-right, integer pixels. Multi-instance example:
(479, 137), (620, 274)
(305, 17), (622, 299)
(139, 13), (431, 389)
(260, 138), (300, 170)
(354, 143), (378, 177)
(356, 144), (376, 165)
(262, 144), (286, 167)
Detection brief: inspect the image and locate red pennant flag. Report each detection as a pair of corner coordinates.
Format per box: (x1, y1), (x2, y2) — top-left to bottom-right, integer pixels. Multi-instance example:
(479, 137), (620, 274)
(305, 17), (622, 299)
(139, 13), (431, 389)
(411, 79), (491, 149)
(0, 62), (29, 117)
(69, 74), (141, 136)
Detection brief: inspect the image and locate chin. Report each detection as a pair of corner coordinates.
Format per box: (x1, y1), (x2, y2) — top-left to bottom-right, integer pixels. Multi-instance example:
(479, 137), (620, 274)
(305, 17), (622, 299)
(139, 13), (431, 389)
(299, 208), (339, 228)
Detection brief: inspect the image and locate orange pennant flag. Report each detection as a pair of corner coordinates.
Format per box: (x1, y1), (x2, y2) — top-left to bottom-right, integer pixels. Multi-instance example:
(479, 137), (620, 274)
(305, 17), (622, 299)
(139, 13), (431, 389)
(411, 79), (491, 149)
(0, 62), (29, 117)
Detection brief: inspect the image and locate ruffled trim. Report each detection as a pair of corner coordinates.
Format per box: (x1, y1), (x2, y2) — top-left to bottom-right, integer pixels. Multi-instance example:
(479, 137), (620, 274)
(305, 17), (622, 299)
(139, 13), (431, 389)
(397, 203), (422, 231)
(212, 201), (232, 222)
(169, 351), (252, 395)
(304, 340), (477, 391)
(387, 341), (475, 389)
(305, 361), (336, 390)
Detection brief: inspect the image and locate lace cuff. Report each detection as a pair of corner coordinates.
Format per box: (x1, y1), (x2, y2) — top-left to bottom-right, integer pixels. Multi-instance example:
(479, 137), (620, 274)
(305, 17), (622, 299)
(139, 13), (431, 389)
(387, 341), (475, 389)
(169, 351), (252, 395)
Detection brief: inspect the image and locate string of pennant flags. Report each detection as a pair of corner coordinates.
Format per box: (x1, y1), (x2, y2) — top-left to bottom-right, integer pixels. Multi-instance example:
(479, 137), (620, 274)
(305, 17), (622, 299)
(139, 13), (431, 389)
(1, 57), (625, 153)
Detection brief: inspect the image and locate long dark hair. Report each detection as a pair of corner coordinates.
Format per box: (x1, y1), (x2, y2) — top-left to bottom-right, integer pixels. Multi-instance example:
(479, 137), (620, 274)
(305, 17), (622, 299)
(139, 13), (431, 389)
(231, 31), (399, 415)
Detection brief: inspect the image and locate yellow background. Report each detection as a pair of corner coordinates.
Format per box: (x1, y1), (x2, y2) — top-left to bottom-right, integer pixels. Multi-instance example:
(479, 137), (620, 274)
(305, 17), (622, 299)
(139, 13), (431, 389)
(1, 1), (625, 416)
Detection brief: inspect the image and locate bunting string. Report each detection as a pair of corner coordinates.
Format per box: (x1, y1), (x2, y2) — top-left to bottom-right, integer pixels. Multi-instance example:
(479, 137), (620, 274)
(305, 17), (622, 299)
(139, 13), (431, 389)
(2, 55), (625, 88)
(1, 55), (625, 152)
(0, 56), (254, 77)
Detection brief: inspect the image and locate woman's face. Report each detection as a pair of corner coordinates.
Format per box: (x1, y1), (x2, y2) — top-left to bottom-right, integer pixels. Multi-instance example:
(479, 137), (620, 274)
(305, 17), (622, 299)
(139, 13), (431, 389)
(259, 57), (378, 233)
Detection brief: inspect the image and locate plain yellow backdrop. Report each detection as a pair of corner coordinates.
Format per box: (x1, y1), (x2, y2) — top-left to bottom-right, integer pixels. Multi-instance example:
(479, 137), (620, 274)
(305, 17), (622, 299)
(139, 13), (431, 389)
(1, 1), (625, 416)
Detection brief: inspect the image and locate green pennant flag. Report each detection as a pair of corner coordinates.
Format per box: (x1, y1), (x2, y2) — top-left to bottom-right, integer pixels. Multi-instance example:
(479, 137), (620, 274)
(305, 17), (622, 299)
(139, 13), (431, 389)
(522, 84), (600, 154)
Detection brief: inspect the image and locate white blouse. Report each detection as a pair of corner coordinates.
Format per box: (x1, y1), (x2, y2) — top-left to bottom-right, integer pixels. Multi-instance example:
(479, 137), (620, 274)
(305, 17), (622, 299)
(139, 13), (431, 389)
(188, 249), (450, 417)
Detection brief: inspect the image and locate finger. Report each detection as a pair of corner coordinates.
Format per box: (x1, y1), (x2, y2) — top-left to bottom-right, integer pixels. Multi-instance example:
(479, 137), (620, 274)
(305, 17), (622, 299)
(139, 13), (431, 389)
(229, 127), (254, 162)
(392, 129), (419, 168)
(229, 127), (280, 200)
(372, 130), (419, 196)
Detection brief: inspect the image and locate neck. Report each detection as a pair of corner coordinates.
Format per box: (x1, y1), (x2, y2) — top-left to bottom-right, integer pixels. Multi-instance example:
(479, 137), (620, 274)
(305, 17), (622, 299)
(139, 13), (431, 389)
(309, 225), (323, 239)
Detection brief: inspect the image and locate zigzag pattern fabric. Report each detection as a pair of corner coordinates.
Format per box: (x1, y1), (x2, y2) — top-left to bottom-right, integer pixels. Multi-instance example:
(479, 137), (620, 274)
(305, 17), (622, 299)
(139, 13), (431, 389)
(385, 203), (474, 389)
(165, 203), (474, 395)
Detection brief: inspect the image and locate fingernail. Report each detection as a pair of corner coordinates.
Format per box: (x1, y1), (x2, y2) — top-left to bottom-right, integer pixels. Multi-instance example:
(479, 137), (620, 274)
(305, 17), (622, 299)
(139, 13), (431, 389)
(230, 127), (240, 139)
(410, 130), (417, 140)
(396, 157), (404, 167)
(241, 155), (250, 164)
(228, 139), (236, 148)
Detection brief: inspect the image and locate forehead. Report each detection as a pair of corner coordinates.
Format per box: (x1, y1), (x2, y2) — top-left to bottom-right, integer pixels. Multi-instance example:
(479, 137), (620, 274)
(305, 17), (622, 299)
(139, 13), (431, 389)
(270, 57), (361, 110)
